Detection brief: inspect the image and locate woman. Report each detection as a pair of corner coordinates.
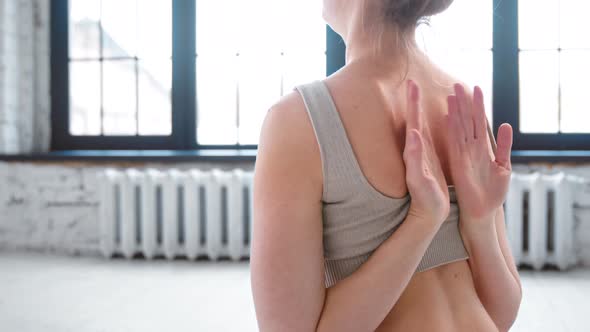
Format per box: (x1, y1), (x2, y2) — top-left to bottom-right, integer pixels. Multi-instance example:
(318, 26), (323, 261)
(251, 0), (522, 331)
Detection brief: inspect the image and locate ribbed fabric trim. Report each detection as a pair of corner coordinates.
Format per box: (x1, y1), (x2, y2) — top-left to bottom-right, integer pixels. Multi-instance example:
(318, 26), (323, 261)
(416, 218), (468, 272)
(324, 218), (468, 288)
(325, 253), (372, 288)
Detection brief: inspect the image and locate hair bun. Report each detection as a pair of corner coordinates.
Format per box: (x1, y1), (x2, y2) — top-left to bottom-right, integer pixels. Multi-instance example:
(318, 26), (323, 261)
(385, 0), (454, 30)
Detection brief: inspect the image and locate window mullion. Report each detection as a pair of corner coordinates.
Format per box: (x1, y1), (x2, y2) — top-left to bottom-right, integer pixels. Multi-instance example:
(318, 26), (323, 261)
(492, 0), (520, 146)
(50, 0), (70, 150)
(326, 25), (345, 76)
(172, 0), (196, 149)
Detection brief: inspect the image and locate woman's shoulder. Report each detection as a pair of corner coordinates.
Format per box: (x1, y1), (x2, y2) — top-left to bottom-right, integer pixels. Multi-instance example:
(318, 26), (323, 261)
(261, 80), (331, 143)
(256, 86), (323, 191)
(262, 87), (312, 142)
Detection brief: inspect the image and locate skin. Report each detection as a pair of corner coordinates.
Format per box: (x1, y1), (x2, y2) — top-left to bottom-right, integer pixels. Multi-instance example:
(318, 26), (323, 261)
(251, 1), (522, 331)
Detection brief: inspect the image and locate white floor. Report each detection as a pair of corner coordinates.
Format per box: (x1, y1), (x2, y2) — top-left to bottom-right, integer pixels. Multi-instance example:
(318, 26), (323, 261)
(0, 253), (588, 332)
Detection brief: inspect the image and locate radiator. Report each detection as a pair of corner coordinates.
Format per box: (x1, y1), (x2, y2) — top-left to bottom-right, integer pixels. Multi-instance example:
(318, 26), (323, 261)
(99, 169), (254, 260)
(505, 172), (579, 270)
(99, 168), (579, 268)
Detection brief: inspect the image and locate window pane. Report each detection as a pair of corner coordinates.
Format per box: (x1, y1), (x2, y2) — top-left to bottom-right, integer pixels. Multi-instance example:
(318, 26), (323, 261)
(277, 1), (326, 54)
(196, 0), (325, 145)
(283, 52), (327, 93)
(69, 0), (100, 59)
(238, 54), (282, 145)
(560, 51), (590, 133)
(419, 48), (493, 123)
(196, 0), (240, 55)
(416, 0), (492, 122)
(137, 0), (172, 59)
(197, 55), (239, 145)
(519, 0), (559, 50)
(103, 60), (137, 135)
(424, 0), (492, 50)
(138, 59), (171, 135)
(519, 51), (559, 133)
(68, 0), (172, 137)
(101, 0), (137, 58)
(560, 0), (590, 49)
(235, 1), (283, 55)
(69, 61), (101, 135)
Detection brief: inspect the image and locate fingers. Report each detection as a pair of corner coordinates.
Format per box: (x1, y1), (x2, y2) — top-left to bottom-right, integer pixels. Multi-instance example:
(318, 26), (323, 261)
(450, 84), (494, 159)
(403, 129), (425, 172)
(495, 123), (513, 170)
(405, 129), (423, 155)
(453, 84), (475, 140)
(447, 95), (465, 153)
(473, 86), (488, 140)
(406, 80), (422, 136)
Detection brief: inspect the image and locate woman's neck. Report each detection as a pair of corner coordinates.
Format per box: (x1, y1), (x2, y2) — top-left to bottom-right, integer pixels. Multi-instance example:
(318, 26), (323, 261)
(343, 22), (423, 77)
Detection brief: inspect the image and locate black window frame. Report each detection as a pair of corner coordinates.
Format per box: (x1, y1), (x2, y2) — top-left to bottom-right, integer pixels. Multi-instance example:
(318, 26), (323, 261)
(51, 0), (590, 152)
(493, 0), (590, 150)
(52, 0), (193, 150)
(51, 0), (343, 151)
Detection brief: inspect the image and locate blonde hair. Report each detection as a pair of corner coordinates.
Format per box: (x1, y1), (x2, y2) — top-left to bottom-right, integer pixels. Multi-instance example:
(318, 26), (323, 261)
(364, 0), (454, 84)
(383, 0), (454, 31)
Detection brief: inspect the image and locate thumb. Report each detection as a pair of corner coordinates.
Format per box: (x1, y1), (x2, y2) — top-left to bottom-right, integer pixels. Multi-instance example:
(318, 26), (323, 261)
(495, 123), (513, 170)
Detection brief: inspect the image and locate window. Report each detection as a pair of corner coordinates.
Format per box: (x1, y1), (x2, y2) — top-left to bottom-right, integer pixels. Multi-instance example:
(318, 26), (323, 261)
(195, 0), (325, 145)
(68, 0), (172, 136)
(494, 0), (590, 150)
(519, 0), (590, 134)
(417, 0), (493, 121)
(51, 0), (326, 150)
(52, 0), (590, 152)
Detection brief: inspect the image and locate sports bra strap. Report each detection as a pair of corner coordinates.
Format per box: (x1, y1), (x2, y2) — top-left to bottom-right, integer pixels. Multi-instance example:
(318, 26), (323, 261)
(295, 81), (366, 202)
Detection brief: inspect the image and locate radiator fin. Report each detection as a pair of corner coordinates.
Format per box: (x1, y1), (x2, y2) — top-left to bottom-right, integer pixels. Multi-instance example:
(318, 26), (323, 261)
(505, 172), (579, 270)
(99, 169), (253, 261)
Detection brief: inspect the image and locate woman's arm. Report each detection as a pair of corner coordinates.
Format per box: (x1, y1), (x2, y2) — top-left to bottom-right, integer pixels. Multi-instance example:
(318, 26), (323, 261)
(460, 209), (522, 332)
(251, 81), (450, 332)
(447, 84), (522, 332)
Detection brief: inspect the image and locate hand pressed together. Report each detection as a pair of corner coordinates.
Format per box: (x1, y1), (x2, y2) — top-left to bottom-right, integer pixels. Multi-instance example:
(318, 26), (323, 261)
(402, 80), (450, 224)
(446, 84), (513, 224)
(402, 82), (514, 228)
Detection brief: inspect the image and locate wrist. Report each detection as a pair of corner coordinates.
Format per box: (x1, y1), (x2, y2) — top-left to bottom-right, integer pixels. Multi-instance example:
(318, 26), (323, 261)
(459, 215), (495, 237)
(459, 218), (498, 255)
(408, 204), (449, 226)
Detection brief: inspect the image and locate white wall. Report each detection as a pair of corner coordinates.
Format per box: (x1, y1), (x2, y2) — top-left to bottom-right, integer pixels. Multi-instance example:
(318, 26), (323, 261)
(1, 161), (590, 267)
(0, 162), (101, 254)
(0, 0), (50, 154)
(0, 162), (255, 255)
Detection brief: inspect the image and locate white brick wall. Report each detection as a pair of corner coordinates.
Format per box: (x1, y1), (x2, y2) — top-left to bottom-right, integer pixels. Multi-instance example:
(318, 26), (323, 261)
(0, 161), (590, 266)
(0, 162), (254, 255)
(0, 163), (101, 254)
(0, 0), (50, 154)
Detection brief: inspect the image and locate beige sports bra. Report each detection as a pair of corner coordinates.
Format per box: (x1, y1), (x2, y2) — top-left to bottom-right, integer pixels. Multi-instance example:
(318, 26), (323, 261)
(296, 80), (471, 288)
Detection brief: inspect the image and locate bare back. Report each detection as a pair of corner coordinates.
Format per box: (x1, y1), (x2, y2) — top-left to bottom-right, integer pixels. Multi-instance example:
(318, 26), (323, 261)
(251, 54), (500, 331)
(324, 61), (461, 195)
(321, 60), (498, 331)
